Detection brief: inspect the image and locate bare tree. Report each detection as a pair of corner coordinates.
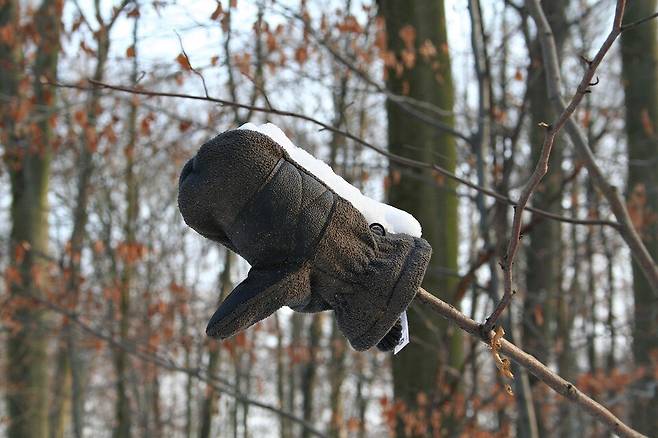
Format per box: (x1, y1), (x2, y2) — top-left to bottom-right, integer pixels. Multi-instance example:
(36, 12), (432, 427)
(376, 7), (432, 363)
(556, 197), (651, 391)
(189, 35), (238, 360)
(378, 1), (462, 435)
(621, 0), (658, 433)
(2, 1), (63, 437)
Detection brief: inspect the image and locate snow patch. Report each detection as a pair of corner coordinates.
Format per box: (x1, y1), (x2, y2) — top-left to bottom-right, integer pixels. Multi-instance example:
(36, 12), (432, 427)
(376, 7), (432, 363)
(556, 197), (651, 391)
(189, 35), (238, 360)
(237, 122), (422, 237)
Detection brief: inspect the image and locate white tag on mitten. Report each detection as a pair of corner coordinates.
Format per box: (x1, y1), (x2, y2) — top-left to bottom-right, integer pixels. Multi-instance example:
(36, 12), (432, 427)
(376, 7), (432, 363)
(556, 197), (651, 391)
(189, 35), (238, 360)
(394, 311), (410, 354)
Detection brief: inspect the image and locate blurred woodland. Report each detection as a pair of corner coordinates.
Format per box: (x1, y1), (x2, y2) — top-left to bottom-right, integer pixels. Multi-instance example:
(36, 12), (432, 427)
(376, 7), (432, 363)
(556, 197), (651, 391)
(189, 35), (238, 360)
(0, 0), (657, 437)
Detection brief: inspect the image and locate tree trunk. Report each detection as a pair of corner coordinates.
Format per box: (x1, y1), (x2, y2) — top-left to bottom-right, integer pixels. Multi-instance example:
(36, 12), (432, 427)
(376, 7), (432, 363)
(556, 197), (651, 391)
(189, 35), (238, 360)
(621, 1), (658, 434)
(274, 312), (290, 438)
(199, 251), (233, 438)
(354, 354), (369, 438)
(183, 317), (193, 438)
(48, 340), (71, 438)
(523, 1), (568, 434)
(301, 314), (322, 438)
(378, 1), (461, 435)
(3, 1), (62, 437)
(50, 12), (115, 437)
(327, 22), (350, 435)
(113, 13), (139, 438)
(288, 313), (303, 436)
(328, 320), (347, 438)
(556, 183), (579, 437)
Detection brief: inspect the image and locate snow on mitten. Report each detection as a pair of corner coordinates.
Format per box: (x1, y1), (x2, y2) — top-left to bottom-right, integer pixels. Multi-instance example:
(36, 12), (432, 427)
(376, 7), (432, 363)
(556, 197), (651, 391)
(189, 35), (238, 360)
(178, 127), (431, 351)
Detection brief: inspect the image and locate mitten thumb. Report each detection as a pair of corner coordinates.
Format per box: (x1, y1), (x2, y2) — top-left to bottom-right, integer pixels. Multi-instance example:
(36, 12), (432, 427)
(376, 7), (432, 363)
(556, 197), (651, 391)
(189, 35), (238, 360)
(206, 265), (310, 339)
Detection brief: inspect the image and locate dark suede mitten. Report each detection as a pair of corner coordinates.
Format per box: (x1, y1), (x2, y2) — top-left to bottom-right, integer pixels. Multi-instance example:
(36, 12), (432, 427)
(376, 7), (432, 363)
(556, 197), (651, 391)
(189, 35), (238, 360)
(178, 129), (431, 351)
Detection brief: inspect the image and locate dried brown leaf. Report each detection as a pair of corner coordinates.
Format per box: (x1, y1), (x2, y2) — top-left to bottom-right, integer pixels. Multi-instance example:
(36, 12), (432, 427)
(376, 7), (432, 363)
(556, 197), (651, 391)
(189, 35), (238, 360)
(176, 53), (192, 71)
(210, 1), (223, 21)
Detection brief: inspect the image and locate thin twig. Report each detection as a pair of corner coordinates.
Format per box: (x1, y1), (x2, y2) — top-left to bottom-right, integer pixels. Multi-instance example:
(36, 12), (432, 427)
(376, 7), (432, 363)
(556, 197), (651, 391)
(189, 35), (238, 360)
(13, 261), (642, 437)
(621, 10), (658, 31)
(531, 0), (658, 294)
(415, 288), (646, 438)
(50, 79), (620, 230)
(174, 30), (209, 98)
(18, 292), (328, 438)
(482, 0), (630, 333)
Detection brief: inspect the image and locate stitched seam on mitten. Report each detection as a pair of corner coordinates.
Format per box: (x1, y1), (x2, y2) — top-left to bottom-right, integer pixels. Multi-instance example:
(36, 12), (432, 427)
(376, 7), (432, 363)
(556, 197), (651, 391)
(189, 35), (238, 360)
(288, 185), (335, 265)
(304, 194), (338, 264)
(225, 157), (285, 231)
(276, 148), (378, 279)
(317, 235), (401, 292)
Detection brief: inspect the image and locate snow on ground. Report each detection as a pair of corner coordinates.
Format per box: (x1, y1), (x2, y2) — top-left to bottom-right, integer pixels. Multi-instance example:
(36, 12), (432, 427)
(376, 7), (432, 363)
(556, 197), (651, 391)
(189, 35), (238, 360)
(238, 122), (422, 237)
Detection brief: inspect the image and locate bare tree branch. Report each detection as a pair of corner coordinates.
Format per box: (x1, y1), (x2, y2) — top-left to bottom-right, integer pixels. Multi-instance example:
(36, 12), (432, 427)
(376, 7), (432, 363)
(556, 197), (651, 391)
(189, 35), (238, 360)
(482, 0), (641, 333)
(621, 10), (658, 31)
(416, 288), (646, 438)
(14, 293), (329, 438)
(50, 80), (620, 230)
(175, 30), (209, 98)
(47, 80), (645, 437)
(13, 256), (644, 437)
(528, 0), (658, 294)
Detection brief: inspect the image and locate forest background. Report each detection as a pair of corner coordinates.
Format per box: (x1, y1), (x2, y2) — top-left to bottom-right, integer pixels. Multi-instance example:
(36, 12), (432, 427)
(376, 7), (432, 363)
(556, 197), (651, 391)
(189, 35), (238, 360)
(1, 0), (657, 437)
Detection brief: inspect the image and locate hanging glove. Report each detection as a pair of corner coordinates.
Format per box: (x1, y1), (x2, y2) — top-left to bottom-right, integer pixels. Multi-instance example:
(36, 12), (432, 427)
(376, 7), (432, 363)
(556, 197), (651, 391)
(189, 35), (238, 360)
(178, 129), (431, 351)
